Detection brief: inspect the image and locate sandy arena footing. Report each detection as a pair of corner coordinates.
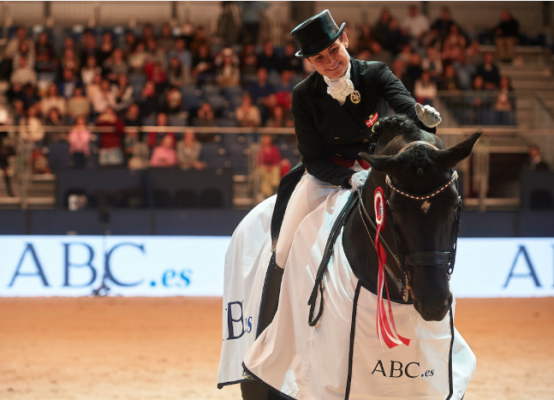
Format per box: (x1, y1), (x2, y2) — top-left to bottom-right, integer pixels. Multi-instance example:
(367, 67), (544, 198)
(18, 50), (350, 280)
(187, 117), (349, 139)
(0, 297), (553, 400)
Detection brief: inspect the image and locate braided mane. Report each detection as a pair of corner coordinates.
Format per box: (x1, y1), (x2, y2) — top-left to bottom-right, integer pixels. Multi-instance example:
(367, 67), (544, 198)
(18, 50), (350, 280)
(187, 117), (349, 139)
(369, 114), (433, 175)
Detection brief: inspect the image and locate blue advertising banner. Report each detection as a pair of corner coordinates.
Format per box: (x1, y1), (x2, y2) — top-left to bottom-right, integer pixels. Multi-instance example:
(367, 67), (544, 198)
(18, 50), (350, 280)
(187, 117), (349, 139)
(0, 236), (552, 297)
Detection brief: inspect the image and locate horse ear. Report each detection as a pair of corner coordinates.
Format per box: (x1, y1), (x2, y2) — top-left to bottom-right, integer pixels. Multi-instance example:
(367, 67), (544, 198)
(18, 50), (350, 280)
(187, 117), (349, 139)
(434, 132), (482, 168)
(359, 152), (403, 175)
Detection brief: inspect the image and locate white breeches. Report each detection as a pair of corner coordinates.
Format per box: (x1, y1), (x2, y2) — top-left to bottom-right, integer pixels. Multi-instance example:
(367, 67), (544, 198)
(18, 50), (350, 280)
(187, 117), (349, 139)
(275, 163), (364, 267)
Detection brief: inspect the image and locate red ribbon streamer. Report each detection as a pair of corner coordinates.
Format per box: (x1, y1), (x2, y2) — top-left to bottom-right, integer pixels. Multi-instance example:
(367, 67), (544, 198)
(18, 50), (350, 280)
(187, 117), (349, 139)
(374, 188), (410, 349)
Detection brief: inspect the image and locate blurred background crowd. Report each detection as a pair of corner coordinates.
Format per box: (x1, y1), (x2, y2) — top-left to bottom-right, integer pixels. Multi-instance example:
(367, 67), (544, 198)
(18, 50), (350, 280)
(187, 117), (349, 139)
(0, 1), (551, 209)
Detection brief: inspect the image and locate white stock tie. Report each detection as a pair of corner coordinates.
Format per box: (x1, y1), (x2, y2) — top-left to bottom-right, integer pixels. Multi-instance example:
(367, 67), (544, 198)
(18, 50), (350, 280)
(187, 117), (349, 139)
(323, 62), (354, 105)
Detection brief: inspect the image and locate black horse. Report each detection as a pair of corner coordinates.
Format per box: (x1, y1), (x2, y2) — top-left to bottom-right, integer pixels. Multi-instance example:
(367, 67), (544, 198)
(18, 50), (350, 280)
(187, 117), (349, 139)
(240, 114), (481, 399)
(345, 115), (481, 321)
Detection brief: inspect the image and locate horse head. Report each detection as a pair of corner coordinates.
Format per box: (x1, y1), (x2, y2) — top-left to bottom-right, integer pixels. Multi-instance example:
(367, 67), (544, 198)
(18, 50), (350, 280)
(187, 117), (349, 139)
(359, 115), (481, 321)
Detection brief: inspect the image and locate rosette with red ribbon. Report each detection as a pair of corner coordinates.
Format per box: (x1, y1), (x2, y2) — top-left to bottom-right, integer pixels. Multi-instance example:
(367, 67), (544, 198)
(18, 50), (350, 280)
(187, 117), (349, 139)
(374, 187), (410, 349)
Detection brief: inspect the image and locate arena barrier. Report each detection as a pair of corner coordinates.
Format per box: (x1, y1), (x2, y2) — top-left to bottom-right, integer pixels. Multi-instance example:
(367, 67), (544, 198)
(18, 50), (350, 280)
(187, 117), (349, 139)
(0, 235), (552, 298)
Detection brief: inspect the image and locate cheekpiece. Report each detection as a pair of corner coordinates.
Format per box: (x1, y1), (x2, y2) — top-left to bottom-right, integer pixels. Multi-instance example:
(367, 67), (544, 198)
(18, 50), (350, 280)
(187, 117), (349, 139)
(290, 9), (346, 58)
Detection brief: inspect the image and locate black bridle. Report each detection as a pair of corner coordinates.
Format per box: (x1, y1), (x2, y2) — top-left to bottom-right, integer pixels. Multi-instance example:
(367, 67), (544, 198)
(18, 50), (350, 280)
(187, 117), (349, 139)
(357, 142), (463, 303)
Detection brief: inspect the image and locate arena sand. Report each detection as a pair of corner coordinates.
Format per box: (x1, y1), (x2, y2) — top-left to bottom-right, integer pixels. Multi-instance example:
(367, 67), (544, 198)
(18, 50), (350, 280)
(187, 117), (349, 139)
(0, 297), (553, 400)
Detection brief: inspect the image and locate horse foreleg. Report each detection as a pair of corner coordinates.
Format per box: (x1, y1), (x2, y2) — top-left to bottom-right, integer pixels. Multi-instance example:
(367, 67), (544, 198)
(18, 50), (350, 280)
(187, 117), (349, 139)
(240, 381), (283, 400)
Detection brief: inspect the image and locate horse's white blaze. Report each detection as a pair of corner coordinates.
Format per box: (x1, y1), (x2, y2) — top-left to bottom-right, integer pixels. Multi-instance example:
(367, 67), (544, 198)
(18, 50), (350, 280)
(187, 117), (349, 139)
(421, 200), (431, 214)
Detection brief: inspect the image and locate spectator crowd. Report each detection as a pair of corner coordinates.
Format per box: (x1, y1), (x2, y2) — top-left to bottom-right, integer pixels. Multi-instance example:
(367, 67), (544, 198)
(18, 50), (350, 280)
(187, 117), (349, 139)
(0, 4), (528, 198)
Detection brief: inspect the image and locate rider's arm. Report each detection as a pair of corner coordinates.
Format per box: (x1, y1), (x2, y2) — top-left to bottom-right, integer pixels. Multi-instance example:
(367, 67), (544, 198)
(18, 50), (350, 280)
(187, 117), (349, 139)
(292, 88), (356, 188)
(375, 62), (437, 134)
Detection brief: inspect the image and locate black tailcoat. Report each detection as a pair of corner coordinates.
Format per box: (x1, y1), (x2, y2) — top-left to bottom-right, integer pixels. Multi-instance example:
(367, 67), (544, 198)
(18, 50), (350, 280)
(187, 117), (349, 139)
(292, 58), (435, 187)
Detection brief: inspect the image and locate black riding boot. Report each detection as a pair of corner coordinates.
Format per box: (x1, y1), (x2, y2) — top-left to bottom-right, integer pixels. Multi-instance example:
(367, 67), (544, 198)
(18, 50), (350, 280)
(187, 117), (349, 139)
(241, 253), (284, 400)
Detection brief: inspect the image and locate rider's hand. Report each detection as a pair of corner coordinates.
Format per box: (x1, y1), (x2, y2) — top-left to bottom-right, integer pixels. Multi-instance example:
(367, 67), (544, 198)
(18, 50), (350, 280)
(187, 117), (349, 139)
(415, 103), (442, 128)
(349, 170), (369, 191)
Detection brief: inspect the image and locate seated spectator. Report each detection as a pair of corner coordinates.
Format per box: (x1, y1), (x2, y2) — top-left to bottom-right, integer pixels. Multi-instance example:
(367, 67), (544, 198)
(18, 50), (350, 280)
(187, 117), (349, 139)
(103, 48), (129, 83)
(443, 24), (466, 51)
(128, 41), (148, 75)
(495, 9), (519, 62)
(59, 48), (80, 77)
(256, 134), (281, 200)
(467, 76), (490, 110)
(145, 38), (167, 71)
(162, 87), (183, 115)
(494, 76), (514, 112)
(452, 52), (475, 90)
(368, 42), (393, 66)
(128, 132), (150, 170)
(439, 65), (460, 92)
(80, 32), (98, 64)
(97, 32), (114, 67)
(404, 52), (423, 95)
(157, 23), (176, 54)
(19, 105), (45, 145)
(466, 40), (482, 66)
(385, 18), (407, 55)
(144, 62), (168, 94)
(58, 68), (82, 99)
(13, 40), (35, 71)
(68, 116), (92, 168)
(414, 71), (437, 106)
(34, 32), (56, 74)
(86, 73), (103, 103)
(216, 48), (240, 89)
(236, 94), (261, 128)
(150, 134), (177, 167)
(248, 68), (275, 106)
(239, 43), (259, 82)
(431, 7), (456, 42)
(95, 107), (125, 166)
(374, 8), (392, 48)
(168, 56), (192, 87)
(4, 26), (35, 61)
(392, 59), (408, 89)
(41, 83), (66, 117)
(356, 24), (377, 54)
(148, 113), (175, 147)
(45, 108), (66, 143)
(10, 57), (36, 86)
(141, 23), (155, 43)
(138, 81), (159, 119)
(282, 42), (303, 74)
(124, 103), (142, 127)
(190, 26), (209, 56)
(529, 145), (550, 172)
(20, 84), (40, 110)
(67, 87), (91, 120)
(12, 100), (26, 125)
(192, 44), (215, 85)
(476, 52), (501, 90)
(92, 79), (117, 115)
(401, 5), (429, 44)
(258, 41), (280, 74)
(265, 106), (293, 128)
(421, 46), (442, 82)
(122, 31), (137, 58)
(111, 73), (133, 113)
(196, 102), (216, 127)
(168, 38), (193, 70)
(177, 130), (204, 170)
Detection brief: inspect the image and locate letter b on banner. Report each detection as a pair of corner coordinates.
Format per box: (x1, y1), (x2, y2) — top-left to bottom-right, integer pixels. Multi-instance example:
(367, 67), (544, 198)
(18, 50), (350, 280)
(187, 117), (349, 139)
(227, 301), (245, 340)
(63, 243), (96, 287)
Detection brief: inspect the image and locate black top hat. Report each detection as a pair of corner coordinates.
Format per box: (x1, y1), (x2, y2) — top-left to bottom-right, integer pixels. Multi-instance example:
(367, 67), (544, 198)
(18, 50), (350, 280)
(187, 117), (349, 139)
(291, 10), (346, 58)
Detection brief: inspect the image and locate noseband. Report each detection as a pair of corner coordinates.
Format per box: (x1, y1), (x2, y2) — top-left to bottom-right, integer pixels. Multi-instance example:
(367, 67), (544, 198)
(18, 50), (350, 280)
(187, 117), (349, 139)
(359, 141), (463, 302)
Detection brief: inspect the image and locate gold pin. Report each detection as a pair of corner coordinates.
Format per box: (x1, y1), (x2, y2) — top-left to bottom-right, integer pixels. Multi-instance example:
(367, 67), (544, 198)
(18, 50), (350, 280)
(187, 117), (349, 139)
(350, 90), (361, 104)
(371, 121), (380, 132)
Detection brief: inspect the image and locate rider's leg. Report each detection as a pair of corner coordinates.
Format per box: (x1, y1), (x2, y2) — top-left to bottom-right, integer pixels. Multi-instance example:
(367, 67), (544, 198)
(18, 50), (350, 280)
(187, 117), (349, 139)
(275, 173), (336, 267)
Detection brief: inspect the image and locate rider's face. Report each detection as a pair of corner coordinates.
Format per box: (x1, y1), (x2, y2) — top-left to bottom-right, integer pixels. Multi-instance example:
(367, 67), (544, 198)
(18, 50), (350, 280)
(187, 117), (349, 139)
(308, 34), (350, 79)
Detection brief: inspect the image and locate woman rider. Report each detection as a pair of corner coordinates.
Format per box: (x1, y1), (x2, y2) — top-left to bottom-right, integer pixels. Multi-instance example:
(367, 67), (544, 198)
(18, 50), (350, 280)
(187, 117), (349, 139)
(273, 10), (442, 269)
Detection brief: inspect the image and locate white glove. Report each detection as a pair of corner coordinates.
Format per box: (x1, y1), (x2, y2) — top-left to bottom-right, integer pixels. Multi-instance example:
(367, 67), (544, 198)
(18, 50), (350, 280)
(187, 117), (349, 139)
(415, 103), (442, 128)
(349, 170), (369, 191)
